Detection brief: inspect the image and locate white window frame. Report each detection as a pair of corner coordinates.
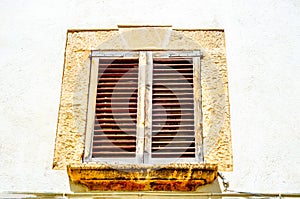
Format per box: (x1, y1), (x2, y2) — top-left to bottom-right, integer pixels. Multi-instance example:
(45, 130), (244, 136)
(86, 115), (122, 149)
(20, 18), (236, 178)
(84, 50), (203, 164)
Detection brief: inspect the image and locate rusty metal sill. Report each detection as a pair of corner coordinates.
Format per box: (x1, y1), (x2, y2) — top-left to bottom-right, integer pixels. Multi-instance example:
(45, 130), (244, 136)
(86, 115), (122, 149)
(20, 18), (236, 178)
(67, 163), (218, 191)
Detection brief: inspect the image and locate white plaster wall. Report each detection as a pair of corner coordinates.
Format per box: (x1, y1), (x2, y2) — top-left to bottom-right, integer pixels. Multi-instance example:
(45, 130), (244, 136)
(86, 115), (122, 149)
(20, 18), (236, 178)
(0, 0), (299, 193)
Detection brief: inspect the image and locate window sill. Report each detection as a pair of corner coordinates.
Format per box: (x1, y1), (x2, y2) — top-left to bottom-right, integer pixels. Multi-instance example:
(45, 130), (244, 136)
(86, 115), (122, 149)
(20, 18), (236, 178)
(67, 163), (218, 191)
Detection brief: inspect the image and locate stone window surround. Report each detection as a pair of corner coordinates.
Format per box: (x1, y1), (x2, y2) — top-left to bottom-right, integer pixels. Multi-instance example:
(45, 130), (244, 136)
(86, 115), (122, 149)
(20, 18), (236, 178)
(52, 25), (233, 173)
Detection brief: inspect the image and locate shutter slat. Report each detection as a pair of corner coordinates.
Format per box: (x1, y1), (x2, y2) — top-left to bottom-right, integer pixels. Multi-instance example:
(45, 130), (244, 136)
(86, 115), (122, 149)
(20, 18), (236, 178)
(153, 69), (193, 73)
(152, 119), (193, 122)
(153, 113), (194, 116)
(152, 110), (194, 112)
(99, 67), (138, 69)
(96, 103), (137, 107)
(95, 119), (136, 122)
(154, 64), (193, 66)
(97, 88), (137, 91)
(99, 64), (138, 67)
(153, 58), (193, 62)
(97, 92), (138, 97)
(152, 141), (195, 145)
(152, 149), (195, 153)
(153, 79), (193, 84)
(92, 58), (139, 159)
(93, 145), (136, 149)
(153, 124), (194, 127)
(153, 125), (194, 129)
(153, 88), (193, 91)
(100, 73), (137, 77)
(95, 123), (136, 127)
(154, 73), (193, 75)
(93, 140), (136, 144)
(151, 153), (195, 158)
(152, 146), (195, 150)
(98, 83), (138, 86)
(95, 112), (137, 116)
(97, 78), (138, 82)
(94, 135), (136, 139)
(97, 98), (138, 102)
(94, 129), (136, 133)
(152, 93), (193, 97)
(151, 58), (195, 159)
(152, 136), (194, 139)
(152, 130), (194, 133)
(96, 111), (137, 114)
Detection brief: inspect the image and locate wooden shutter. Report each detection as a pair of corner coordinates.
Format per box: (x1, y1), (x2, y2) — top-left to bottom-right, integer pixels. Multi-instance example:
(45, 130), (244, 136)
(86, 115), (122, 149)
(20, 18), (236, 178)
(84, 51), (202, 164)
(151, 57), (196, 159)
(92, 57), (139, 160)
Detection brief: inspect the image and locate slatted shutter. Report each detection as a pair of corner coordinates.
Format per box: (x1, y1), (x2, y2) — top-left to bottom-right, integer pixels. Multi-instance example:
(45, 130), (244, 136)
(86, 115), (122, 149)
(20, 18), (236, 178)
(151, 57), (195, 158)
(84, 52), (140, 163)
(84, 51), (202, 164)
(92, 57), (139, 159)
(144, 52), (203, 164)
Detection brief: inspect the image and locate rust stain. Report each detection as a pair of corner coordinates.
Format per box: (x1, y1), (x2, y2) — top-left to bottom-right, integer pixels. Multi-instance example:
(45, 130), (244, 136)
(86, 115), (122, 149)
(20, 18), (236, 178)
(67, 163), (218, 191)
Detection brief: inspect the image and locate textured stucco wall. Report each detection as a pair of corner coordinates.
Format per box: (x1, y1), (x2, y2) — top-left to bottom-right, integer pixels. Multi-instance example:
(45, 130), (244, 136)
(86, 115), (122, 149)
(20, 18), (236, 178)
(0, 0), (299, 193)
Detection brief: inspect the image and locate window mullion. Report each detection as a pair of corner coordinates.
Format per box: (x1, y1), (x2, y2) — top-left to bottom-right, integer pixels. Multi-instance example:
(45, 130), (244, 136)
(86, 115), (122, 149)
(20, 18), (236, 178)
(136, 52), (147, 163)
(143, 51), (153, 164)
(193, 56), (203, 162)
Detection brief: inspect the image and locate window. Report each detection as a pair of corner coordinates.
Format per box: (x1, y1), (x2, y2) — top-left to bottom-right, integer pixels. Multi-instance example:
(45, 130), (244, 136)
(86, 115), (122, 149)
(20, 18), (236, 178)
(53, 27), (233, 174)
(84, 50), (203, 164)
(53, 27), (232, 191)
